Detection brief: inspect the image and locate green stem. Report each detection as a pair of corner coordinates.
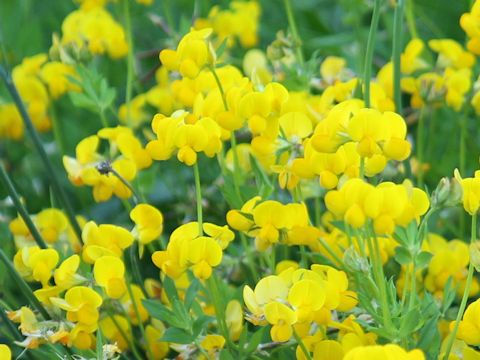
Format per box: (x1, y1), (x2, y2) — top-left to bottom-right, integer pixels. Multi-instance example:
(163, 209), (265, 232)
(0, 163), (48, 249)
(105, 307), (142, 360)
(193, 163), (204, 235)
(0, 65), (83, 244)
(416, 107), (426, 188)
(293, 329), (312, 360)
(359, 157), (365, 179)
(206, 275), (237, 351)
(240, 232), (260, 282)
(123, 0), (135, 128)
(110, 168), (140, 205)
(405, 0), (418, 38)
(460, 114), (467, 176)
(443, 214), (477, 360)
(0, 305), (22, 341)
(99, 109), (109, 128)
(128, 244), (148, 298)
(0, 250), (50, 320)
(283, 0), (304, 66)
(50, 104), (65, 155)
(125, 276), (153, 360)
(363, 0), (382, 107)
(318, 237), (345, 270)
(392, 0), (405, 114)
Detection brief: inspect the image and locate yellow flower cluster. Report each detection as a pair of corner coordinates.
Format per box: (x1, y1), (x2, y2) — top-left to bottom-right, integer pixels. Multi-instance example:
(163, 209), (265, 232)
(152, 222), (234, 279)
(63, 126), (151, 202)
(0, 54), (78, 140)
(61, 1), (128, 59)
(195, 1), (261, 48)
(227, 197), (320, 250)
(325, 178), (429, 234)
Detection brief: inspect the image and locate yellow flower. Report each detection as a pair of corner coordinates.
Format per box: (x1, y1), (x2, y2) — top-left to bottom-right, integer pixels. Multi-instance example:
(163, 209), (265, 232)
(288, 279), (326, 322)
(455, 169), (480, 215)
(61, 6), (128, 58)
(100, 315), (131, 350)
(320, 56), (347, 84)
(36, 208), (68, 244)
(181, 236), (223, 279)
(93, 256), (126, 299)
(429, 39), (475, 69)
(344, 344), (424, 360)
(226, 300), (244, 341)
(0, 344), (11, 360)
(50, 286), (103, 327)
(121, 285), (149, 325)
(454, 299), (480, 346)
(54, 254), (85, 289)
(40, 61), (79, 99)
(0, 103), (23, 140)
(201, 334), (226, 358)
(264, 301), (297, 342)
(82, 221), (134, 263)
(145, 321), (170, 359)
(160, 28), (214, 79)
(14, 246), (59, 286)
(130, 204), (164, 244)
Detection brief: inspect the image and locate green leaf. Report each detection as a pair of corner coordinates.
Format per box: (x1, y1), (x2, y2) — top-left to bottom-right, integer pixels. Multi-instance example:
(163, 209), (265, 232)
(249, 155), (274, 199)
(69, 92), (97, 112)
(415, 251), (433, 269)
(192, 315), (215, 338)
(160, 327), (195, 344)
(244, 327), (266, 355)
(141, 299), (185, 329)
(219, 349), (235, 360)
(399, 308), (422, 338)
(216, 37), (229, 59)
(184, 278), (200, 311)
(394, 246), (411, 265)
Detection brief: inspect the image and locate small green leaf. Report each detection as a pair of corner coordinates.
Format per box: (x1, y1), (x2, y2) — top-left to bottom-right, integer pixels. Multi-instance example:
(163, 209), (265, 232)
(192, 315), (215, 338)
(415, 251), (433, 269)
(399, 308), (422, 337)
(141, 299), (185, 329)
(184, 278), (200, 311)
(244, 327), (266, 354)
(160, 327), (195, 344)
(394, 246), (411, 265)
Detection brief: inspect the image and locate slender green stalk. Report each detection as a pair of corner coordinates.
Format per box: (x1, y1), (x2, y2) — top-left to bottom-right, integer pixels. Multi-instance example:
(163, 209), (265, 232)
(283, 0), (304, 66)
(110, 168), (140, 205)
(392, 0), (405, 114)
(0, 305), (22, 341)
(460, 114), (467, 176)
(416, 107), (426, 187)
(293, 329), (312, 360)
(443, 214), (477, 360)
(128, 244), (148, 298)
(240, 232), (260, 282)
(318, 237), (345, 270)
(0, 65), (83, 244)
(206, 275), (237, 351)
(0, 164), (48, 249)
(123, 0), (135, 128)
(50, 104), (65, 156)
(210, 67), (228, 111)
(193, 163), (204, 235)
(0, 250), (50, 320)
(105, 307), (142, 360)
(363, 0), (382, 107)
(405, 0), (418, 38)
(359, 157), (365, 179)
(125, 276), (153, 360)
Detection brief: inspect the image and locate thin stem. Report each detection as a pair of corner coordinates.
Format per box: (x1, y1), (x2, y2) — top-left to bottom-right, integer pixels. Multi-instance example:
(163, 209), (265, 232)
(405, 0), (418, 38)
(123, 0), (135, 128)
(210, 67), (228, 111)
(317, 237), (345, 270)
(193, 163), (204, 235)
(359, 157), (365, 179)
(293, 329), (312, 360)
(283, 0), (304, 66)
(443, 214), (477, 360)
(0, 65), (83, 244)
(50, 104), (65, 156)
(110, 168), (140, 205)
(105, 307), (142, 360)
(363, 0), (382, 107)
(0, 163), (48, 249)
(392, 0), (405, 114)
(460, 114), (467, 176)
(416, 107), (426, 187)
(0, 250), (50, 320)
(125, 276), (153, 360)
(240, 232), (260, 282)
(128, 244), (148, 298)
(206, 275), (237, 351)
